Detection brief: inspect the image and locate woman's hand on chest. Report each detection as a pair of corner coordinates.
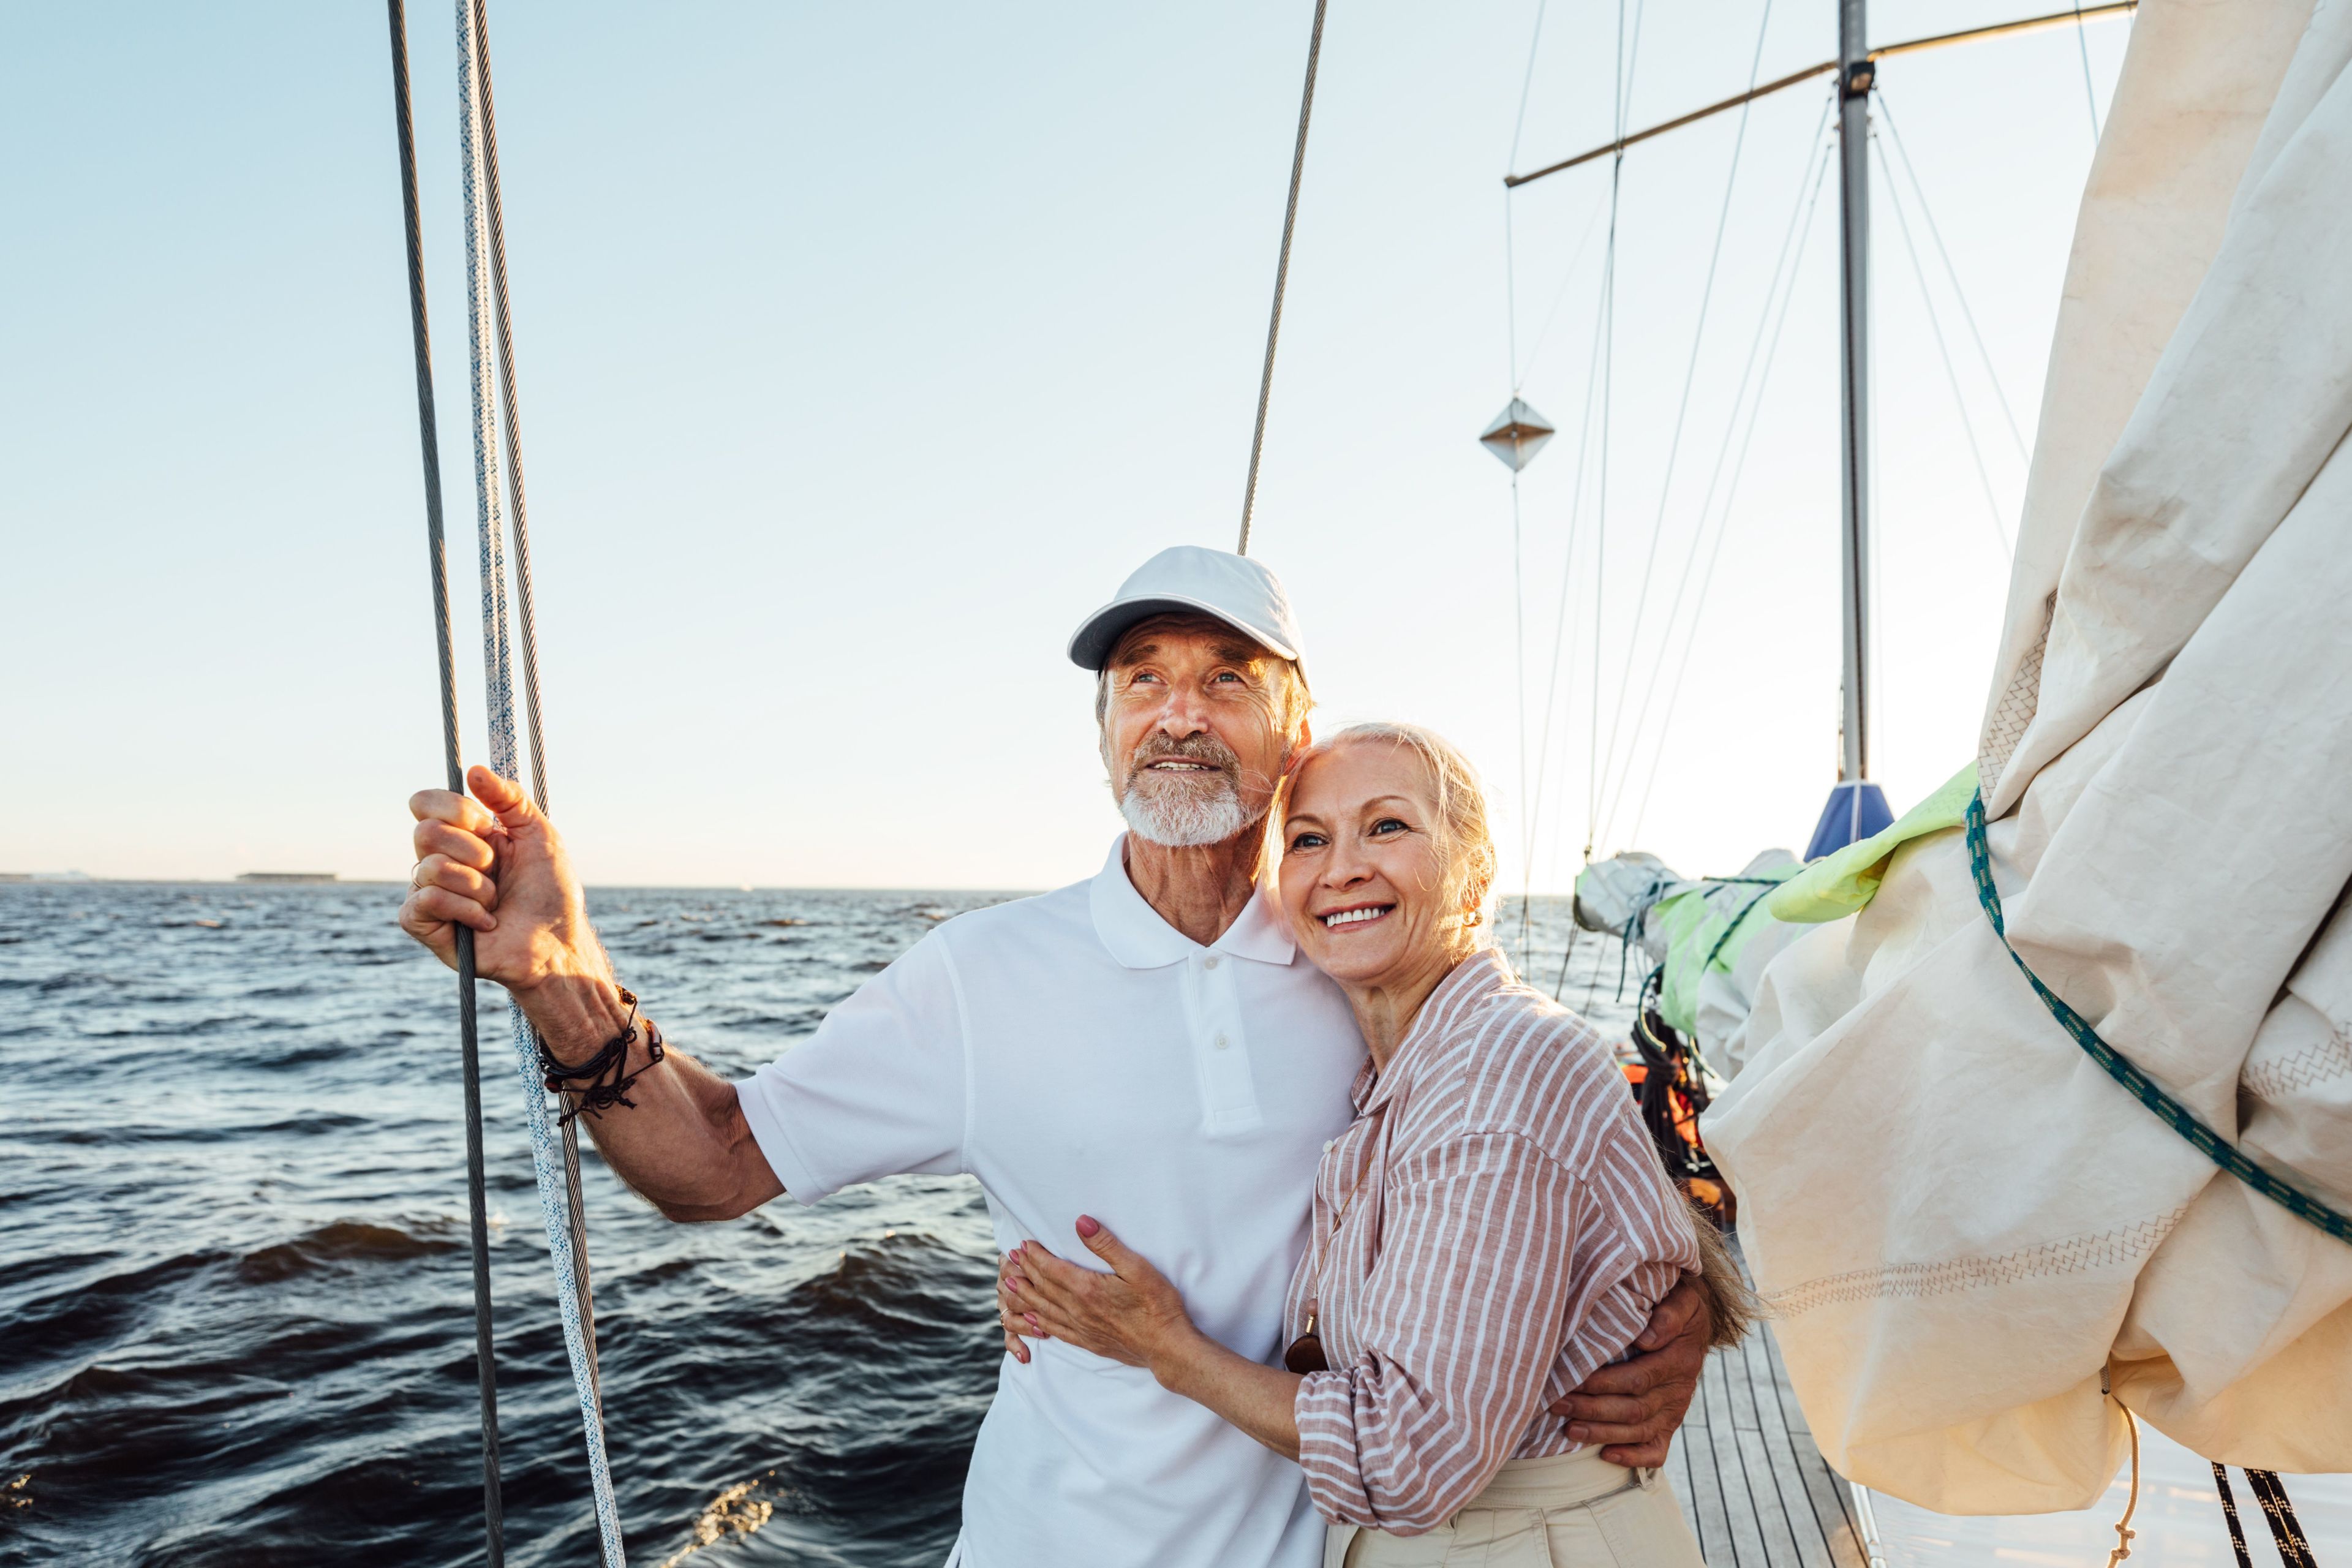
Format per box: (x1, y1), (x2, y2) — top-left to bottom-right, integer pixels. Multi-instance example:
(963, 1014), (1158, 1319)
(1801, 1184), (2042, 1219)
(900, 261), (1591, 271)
(1002, 1216), (1197, 1376)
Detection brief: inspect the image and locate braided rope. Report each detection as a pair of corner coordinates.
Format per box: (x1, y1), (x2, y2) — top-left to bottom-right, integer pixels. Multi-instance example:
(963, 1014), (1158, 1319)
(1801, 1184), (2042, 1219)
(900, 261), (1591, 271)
(2212, 1463), (2255, 1568)
(454, 3), (626, 1561)
(464, 0), (603, 1414)
(1964, 790), (2352, 1245)
(2245, 1468), (2317, 1568)
(2102, 1406), (2139, 1567)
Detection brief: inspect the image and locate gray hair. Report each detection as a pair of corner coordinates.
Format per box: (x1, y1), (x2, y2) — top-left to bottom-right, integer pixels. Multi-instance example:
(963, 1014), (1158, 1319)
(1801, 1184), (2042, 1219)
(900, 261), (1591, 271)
(1295, 722), (1500, 943)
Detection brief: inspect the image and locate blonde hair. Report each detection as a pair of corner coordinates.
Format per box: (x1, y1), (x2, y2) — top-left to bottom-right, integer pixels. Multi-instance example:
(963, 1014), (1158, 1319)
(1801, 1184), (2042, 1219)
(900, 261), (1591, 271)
(1287, 722), (1500, 946)
(1690, 1205), (1764, 1348)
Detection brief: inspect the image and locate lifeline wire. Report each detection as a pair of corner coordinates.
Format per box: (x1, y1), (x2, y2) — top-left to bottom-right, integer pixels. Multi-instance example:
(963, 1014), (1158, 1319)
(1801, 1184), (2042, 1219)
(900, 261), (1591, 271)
(465, 0), (602, 1407)
(1237, 0), (1329, 557)
(385, 4), (503, 1558)
(453, 2), (627, 1561)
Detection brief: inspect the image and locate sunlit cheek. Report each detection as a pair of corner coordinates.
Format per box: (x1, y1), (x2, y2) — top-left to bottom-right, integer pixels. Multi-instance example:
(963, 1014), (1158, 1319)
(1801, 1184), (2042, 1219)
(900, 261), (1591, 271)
(1111, 698), (1165, 754)
(1280, 862), (1320, 940)
(1393, 852), (1443, 941)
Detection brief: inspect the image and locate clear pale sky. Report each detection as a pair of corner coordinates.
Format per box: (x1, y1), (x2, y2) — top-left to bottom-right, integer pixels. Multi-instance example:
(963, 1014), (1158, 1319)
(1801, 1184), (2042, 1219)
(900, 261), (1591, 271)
(2, 1), (2127, 891)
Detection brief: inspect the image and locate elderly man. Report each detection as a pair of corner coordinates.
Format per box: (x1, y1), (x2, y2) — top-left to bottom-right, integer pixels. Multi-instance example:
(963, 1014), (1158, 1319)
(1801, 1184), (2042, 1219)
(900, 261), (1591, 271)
(399, 546), (1709, 1568)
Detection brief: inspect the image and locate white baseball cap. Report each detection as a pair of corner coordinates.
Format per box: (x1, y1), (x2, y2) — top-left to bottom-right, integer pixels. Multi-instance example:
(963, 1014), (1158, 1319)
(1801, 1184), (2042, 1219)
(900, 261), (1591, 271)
(1067, 545), (1306, 672)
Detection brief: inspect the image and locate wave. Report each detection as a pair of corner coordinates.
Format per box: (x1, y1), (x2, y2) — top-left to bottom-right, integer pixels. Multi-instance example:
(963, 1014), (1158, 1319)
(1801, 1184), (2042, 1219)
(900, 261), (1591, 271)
(236, 1221), (462, 1286)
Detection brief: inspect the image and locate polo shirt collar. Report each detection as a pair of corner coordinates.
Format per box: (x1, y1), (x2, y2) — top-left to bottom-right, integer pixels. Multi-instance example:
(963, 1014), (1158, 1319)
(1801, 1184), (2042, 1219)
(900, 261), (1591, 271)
(1088, 834), (1298, 970)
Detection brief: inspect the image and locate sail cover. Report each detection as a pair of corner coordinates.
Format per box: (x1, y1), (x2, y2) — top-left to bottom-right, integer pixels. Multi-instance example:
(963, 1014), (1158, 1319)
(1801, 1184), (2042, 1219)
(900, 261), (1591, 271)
(1574, 851), (1806, 1077)
(1704, 0), (2352, 1514)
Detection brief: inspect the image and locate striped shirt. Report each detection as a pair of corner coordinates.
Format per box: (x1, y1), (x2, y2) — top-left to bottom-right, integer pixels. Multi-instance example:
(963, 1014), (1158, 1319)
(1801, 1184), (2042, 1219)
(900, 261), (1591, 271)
(1284, 947), (1700, 1534)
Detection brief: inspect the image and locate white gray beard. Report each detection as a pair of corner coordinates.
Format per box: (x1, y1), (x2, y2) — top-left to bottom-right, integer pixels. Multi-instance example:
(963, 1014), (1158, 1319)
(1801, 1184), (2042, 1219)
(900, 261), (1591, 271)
(1119, 775), (1259, 848)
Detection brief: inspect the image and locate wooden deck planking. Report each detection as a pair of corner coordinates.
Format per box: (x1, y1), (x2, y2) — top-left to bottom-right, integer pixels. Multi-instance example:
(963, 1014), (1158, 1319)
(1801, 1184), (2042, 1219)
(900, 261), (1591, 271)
(1673, 1359), (1741, 1567)
(1663, 1314), (1872, 1568)
(1721, 1343), (1814, 1568)
(1760, 1314), (1872, 1568)
(1735, 1329), (1845, 1568)
(1699, 1340), (1777, 1568)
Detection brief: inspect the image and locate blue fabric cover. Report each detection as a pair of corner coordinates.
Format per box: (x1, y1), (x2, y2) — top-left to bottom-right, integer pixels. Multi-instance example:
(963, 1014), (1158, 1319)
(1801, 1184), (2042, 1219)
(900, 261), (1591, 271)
(1803, 778), (1894, 861)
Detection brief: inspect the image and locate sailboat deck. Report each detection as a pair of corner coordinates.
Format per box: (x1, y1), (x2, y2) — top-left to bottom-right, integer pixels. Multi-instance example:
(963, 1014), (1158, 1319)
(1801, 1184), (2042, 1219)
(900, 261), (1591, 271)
(1665, 1317), (1873, 1568)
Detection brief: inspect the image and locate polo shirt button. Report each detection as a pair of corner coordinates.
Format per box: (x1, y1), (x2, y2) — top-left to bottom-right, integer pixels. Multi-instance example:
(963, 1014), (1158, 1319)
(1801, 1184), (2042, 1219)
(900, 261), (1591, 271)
(1215, 1034), (1229, 1050)
(1204, 956), (1220, 970)
(1322, 1139), (1336, 1152)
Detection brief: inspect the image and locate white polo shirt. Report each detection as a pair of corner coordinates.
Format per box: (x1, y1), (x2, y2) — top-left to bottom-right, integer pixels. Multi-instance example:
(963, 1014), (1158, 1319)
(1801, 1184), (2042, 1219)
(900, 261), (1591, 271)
(736, 835), (1364, 1568)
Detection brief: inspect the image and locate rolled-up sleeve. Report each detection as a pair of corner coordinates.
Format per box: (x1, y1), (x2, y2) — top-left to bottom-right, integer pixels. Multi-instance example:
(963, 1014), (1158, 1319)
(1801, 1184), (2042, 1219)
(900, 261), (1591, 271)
(1293, 1131), (1594, 1532)
(734, 928), (968, 1204)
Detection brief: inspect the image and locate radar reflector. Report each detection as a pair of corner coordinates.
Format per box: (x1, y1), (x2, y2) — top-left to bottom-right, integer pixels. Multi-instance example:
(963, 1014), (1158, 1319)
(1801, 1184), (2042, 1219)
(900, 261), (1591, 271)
(1478, 399), (1555, 471)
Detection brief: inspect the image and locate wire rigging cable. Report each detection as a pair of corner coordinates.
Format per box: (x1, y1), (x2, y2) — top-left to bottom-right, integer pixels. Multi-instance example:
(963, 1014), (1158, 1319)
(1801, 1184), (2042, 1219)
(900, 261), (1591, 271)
(1587, 0), (1776, 846)
(1872, 132), (2013, 557)
(1512, 0), (1645, 982)
(2069, 0), (2105, 145)
(451, 1), (627, 1560)
(385, 5), (505, 1558)
(1511, 191), (1610, 394)
(1504, 0), (1550, 967)
(1875, 96), (2027, 460)
(1587, 0), (1643, 862)
(1528, 268), (1615, 993)
(464, 0), (604, 1411)
(1513, 456), (1533, 963)
(1236, 0), (1330, 557)
(1621, 115), (1834, 850)
(1523, 29), (1820, 886)
(1601, 94), (1833, 836)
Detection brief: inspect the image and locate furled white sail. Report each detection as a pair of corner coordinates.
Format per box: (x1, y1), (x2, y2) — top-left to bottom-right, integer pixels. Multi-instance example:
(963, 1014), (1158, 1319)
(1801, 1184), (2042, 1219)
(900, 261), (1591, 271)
(1705, 0), (2352, 1514)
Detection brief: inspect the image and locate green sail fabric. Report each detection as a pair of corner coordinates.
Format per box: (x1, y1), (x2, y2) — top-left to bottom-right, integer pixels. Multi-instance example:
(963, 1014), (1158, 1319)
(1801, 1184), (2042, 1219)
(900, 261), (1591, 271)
(1765, 762), (1979, 924)
(1649, 865), (1801, 1035)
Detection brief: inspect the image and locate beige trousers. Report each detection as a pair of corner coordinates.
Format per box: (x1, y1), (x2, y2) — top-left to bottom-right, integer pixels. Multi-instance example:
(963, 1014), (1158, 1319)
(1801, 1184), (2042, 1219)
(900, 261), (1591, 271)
(1324, 1447), (1706, 1567)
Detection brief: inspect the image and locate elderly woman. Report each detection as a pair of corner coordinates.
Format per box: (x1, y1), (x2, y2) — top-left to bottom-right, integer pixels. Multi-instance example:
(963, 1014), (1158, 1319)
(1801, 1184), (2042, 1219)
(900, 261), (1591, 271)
(1004, 723), (1734, 1566)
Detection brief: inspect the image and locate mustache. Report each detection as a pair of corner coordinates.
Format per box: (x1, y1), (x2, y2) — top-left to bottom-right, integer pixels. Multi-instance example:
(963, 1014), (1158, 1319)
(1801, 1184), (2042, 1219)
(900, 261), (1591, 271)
(1126, 733), (1244, 779)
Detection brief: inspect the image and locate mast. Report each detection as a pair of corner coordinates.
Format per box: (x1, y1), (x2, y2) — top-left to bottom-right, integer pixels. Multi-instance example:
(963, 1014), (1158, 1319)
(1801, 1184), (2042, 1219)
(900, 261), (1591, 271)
(1499, 0), (2133, 854)
(1837, 0), (1874, 783)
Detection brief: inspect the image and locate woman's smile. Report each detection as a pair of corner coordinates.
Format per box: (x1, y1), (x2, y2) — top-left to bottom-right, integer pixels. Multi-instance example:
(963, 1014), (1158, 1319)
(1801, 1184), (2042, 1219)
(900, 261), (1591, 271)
(1275, 732), (1481, 1008)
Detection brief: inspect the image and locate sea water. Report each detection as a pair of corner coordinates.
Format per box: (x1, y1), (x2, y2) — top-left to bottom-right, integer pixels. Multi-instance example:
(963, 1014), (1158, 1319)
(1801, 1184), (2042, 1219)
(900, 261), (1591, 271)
(0, 882), (1633, 1566)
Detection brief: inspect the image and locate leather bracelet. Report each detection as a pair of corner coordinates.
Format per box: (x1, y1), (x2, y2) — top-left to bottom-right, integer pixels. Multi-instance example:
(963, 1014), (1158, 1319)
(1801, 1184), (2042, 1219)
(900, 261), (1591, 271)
(538, 987), (668, 1123)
